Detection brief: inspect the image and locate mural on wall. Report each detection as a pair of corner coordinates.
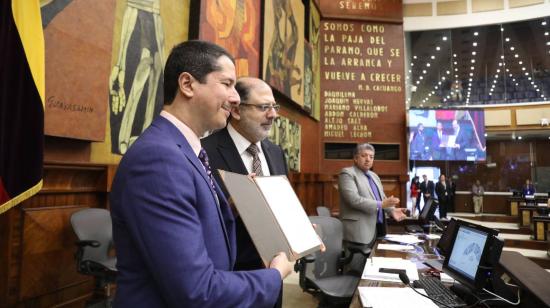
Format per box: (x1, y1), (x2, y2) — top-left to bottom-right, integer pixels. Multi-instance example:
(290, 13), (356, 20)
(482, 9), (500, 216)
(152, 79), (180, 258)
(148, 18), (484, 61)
(90, 0), (190, 164)
(309, 0), (321, 120)
(41, 0), (115, 141)
(108, 0), (165, 155)
(263, 0), (305, 107)
(268, 115), (301, 172)
(303, 42), (313, 113)
(198, 0), (261, 77)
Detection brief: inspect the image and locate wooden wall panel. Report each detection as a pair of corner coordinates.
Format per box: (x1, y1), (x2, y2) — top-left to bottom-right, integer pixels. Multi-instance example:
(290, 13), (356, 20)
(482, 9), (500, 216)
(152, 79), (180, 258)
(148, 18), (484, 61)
(20, 206), (85, 300)
(0, 162), (112, 307)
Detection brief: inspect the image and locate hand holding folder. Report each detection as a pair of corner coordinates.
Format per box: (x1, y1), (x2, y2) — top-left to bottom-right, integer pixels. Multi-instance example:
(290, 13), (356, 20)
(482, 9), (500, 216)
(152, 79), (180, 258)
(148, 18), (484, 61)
(218, 170), (323, 265)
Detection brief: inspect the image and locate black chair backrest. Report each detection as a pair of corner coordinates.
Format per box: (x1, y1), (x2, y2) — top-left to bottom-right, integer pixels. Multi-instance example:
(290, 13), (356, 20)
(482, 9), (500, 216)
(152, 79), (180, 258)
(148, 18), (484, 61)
(316, 206), (331, 217)
(307, 216), (343, 279)
(70, 208), (113, 263)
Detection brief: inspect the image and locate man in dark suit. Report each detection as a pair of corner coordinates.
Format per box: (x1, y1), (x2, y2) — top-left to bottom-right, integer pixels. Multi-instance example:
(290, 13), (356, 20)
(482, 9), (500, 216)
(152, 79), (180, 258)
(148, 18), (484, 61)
(431, 121), (446, 160)
(419, 174), (435, 207)
(110, 40), (292, 308)
(435, 174), (450, 219)
(450, 119), (469, 160)
(202, 77), (288, 273)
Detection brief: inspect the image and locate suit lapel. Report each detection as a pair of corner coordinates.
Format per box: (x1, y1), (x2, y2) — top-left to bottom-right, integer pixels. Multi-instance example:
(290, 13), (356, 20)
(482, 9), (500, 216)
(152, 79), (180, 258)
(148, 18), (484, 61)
(217, 129), (248, 174)
(157, 118), (234, 260)
(261, 140), (276, 174)
(353, 166), (375, 200)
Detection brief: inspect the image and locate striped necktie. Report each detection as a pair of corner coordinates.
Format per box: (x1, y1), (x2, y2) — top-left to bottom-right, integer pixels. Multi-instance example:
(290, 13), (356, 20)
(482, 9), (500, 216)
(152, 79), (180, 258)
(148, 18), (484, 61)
(246, 144), (263, 176)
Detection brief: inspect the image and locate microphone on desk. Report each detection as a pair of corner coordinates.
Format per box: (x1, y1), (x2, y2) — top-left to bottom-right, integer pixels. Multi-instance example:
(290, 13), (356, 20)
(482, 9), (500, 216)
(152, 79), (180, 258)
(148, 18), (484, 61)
(398, 273), (453, 308)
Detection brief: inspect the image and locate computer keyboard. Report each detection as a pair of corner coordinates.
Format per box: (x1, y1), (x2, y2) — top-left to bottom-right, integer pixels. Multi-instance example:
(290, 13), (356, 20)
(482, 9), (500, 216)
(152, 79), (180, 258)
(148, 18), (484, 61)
(414, 276), (467, 307)
(406, 224), (424, 233)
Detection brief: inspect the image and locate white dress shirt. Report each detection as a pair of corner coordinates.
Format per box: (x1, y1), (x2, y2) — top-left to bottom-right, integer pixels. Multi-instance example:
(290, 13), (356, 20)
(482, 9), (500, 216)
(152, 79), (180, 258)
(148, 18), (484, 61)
(227, 123), (271, 175)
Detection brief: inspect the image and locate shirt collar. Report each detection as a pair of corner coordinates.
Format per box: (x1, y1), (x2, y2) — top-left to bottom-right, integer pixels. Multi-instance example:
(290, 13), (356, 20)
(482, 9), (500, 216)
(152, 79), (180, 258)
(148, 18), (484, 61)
(227, 123), (263, 155)
(160, 110), (201, 156)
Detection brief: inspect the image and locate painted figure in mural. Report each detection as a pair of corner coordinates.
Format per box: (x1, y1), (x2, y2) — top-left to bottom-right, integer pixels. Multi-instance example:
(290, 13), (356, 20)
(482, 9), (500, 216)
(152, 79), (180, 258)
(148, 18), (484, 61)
(265, 0), (302, 96)
(204, 0), (259, 77)
(109, 0), (165, 154)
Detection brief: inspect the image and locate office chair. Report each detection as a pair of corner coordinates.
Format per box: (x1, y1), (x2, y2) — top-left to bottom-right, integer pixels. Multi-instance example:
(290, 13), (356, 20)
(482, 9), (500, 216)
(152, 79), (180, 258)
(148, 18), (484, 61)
(70, 208), (117, 307)
(295, 216), (370, 308)
(316, 206), (331, 217)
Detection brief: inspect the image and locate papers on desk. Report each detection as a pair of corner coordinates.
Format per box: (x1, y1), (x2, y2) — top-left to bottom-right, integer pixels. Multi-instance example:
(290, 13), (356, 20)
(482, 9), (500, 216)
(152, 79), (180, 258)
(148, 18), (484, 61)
(376, 244), (415, 251)
(358, 287), (438, 308)
(362, 257), (419, 282)
(425, 233), (441, 240)
(384, 234), (423, 245)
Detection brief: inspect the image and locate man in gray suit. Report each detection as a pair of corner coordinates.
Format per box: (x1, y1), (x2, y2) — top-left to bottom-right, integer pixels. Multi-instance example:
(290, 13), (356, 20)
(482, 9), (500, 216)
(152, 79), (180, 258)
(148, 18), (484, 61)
(339, 143), (407, 249)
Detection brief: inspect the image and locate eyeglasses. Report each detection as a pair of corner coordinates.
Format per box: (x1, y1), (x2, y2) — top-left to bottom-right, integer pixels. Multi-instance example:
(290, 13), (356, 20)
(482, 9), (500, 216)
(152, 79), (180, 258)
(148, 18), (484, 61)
(239, 103), (280, 112)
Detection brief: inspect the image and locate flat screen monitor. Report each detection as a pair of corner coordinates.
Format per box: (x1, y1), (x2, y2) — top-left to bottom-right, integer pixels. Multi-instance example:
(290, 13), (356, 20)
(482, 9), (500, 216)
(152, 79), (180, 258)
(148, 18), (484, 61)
(436, 218), (458, 257)
(419, 198), (438, 224)
(408, 109), (486, 161)
(443, 220), (499, 290)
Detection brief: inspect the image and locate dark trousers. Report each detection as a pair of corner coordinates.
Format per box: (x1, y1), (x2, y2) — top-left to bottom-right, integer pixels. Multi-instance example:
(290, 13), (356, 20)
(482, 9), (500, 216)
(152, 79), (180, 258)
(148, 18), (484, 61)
(439, 200), (447, 218)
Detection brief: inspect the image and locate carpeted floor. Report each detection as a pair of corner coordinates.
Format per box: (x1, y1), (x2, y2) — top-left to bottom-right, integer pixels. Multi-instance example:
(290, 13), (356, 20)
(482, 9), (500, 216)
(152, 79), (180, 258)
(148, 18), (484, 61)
(282, 271), (318, 308)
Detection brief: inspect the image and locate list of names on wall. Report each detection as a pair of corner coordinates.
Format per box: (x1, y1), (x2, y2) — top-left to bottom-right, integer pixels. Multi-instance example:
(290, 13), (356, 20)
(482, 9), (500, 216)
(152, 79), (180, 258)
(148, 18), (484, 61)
(321, 20), (404, 140)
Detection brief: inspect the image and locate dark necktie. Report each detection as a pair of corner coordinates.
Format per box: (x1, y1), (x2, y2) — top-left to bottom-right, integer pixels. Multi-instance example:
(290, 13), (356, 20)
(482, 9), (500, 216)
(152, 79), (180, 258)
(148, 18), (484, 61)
(246, 144), (263, 176)
(366, 173), (384, 223)
(198, 148), (216, 192)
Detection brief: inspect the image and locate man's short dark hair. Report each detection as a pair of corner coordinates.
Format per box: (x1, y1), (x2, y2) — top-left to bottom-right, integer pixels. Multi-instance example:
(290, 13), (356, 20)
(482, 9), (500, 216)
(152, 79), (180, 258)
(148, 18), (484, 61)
(235, 80), (250, 104)
(163, 40), (234, 105)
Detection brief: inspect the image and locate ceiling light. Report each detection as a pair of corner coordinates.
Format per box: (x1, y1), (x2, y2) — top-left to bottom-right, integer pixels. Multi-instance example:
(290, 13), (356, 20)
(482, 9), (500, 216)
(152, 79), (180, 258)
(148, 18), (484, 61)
(510, 47), (515, 51)
(518, 136), (522, 140)
(453, 54), (457, 57)
(545, 32), (549, 36)
(471, 66), (475, 70)
(471, 59), (476, 63)
(469, 78), (472, 82)
(446, 70), (450, 74)
(443, 36), (447, 41)
(506, 38), (510, 42)
(497, 69), (500, 73)
(514, 54), (519, 58)
(473, 42), (477, 47)
(454, 68), (458, 71)
(442, 77), (446, 80)
(431, 55), (435, 59)
(470, 73), (473, 76)
(509, 74), (512, 77)
(500, 27), (504, 31)
(436, 46), (440, 51)
(500, 55), (504, 59)
(419, 76), (423, 80)
(413, 56), (417, 59)
(408, 70), (412, 73)
(454, 75), (458, 78)
(472, 51), (476, 55)
(546, 42), (550, 46)
(474, 32), (479, 36)
(525, 72), (529, 76)
(422, 70), (426, 74)
(411, 63), (414, 66)
(528, 77), (531, 80)
(426, 63), (431, 67)
(522, 67), (526, 71)
(416, 81), (420, 84)
(519, 61), (523, 64)
(542, 21), (547, 26)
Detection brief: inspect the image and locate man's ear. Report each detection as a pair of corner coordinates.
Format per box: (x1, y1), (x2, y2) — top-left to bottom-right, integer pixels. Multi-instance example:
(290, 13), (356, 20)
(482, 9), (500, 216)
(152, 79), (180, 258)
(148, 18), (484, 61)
(230, 104), (241, 120)
(178, 72), (194, 98)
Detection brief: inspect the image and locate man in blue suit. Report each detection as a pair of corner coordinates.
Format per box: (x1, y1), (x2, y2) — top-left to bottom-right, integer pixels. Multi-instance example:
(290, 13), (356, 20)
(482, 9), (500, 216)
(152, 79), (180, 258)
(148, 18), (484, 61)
(110, 40), (292, 308)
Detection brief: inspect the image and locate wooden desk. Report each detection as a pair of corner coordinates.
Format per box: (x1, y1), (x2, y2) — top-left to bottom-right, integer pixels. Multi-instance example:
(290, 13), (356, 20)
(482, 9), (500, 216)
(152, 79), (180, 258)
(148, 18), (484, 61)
(350, 233), (442, 307)
(508, 197), (524, 216)
(351, 230), (550, 308)
(532, 216), (550, 241)
(519, 205), (549, 227)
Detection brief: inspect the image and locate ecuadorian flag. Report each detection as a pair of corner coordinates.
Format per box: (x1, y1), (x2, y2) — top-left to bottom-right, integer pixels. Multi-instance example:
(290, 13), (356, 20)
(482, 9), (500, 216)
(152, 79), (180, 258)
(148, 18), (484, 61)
(0, 0), (45, 214)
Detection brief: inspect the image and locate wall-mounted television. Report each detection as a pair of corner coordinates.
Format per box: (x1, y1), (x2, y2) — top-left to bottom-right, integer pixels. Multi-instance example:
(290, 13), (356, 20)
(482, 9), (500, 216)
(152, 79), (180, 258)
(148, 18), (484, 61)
(408, 109), (486, 161)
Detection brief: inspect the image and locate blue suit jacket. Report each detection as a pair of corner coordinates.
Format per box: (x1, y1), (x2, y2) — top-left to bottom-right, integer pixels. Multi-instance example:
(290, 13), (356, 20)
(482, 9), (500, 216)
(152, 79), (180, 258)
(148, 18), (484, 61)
(110, 116), (281, 307)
